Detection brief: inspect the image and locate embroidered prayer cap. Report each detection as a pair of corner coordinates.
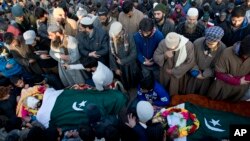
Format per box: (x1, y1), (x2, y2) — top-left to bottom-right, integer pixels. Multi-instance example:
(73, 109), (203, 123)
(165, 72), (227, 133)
(23, 30), (36, 45)
(136, 101), (154, 123)
(47, 24), (61, 33)
(187, 7), (199, 17)
(205, 26), (224, 42)
(80, 15), (96, 26)
(11, 4), (24, 17)
(76, 8), (88, 18)
(165, 32), (180, 49)
(109, 21), (123, 37)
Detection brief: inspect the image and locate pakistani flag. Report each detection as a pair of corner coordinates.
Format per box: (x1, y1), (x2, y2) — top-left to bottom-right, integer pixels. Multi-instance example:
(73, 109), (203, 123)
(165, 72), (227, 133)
(37, 88), (127, 131)
(173, 102), (250, 141)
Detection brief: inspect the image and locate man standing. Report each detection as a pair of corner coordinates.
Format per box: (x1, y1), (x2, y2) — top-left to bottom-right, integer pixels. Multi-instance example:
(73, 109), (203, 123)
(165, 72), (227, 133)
(134, 18), (164, 80)
(76, 15), (109, 65)
(47, 24), (86, 87)
(207, 35), (250, 101)
(219, 6), (250, 47)
(176, 7), (205, 42)
(118, 0), (144, 34)
(153, 32), (195, 95)
(97, 7), (116, 32)
(153, 3), (175, 37)
(52, 7), (78, 37)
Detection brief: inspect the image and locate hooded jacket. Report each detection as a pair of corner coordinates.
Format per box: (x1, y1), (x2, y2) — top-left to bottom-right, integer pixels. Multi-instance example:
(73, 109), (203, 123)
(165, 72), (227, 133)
(220, 18), (250, 47)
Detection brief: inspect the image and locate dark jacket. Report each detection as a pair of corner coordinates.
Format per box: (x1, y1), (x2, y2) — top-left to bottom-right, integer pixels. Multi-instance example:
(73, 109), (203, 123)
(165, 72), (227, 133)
(137, 81), (170, 107)
(0, 89), (18, 118)
(219, 18), (250, 47)
(155, 18), (175, 37)
(77, 27), (109, 65)
(133, 29), (164, 64)
(176, 21), (205, 42)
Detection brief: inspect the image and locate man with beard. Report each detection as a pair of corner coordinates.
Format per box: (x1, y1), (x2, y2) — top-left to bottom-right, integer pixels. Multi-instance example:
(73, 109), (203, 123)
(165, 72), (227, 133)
(97, 7), (116, 32)
(118, 0), (144, 34)
(76, 15), (109, 65)
(52, 7), (77, 37)
(47, 24), (86, 87)
(153, 3), (175, 37)
(134, 18), (164, 80)
(219, 6), (250, 47)
(176, 7), (205, 42)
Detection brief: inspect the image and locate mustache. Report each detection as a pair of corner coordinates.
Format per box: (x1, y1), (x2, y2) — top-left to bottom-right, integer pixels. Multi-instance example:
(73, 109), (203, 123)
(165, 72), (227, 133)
(52, 36), (62, 48)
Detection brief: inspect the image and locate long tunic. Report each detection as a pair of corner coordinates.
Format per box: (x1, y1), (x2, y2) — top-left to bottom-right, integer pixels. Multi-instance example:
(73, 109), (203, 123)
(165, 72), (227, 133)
(118, 8), (144, 34)
(207, 45), (250, 101)
(49, 36), (86, 87)
(186, 37), (226, 95)
(109, 33), (139, 89)
(153, 38), (195, 96)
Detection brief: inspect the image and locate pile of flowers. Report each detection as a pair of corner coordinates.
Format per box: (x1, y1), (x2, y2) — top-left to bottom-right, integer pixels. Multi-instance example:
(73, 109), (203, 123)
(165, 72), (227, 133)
(152, 107), (200, 138)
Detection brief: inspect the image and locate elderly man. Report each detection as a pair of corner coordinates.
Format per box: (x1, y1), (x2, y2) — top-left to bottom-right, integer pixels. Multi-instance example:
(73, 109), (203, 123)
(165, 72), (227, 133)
(153, 3), (175, 37)
(76, 15), (109, 65)
(118, 0), (144, 34)
(186, 26), (226, 95)
(176, 7), (205, 42)
(153, 32), (195, 95)
(52, 7), (78, 37)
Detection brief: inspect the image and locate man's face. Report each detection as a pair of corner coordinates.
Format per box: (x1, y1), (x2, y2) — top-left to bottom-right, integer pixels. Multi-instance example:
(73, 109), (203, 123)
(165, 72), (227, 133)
(99, 15), (108, 25)
(231, 17), (244, 28)
(187, 15), (198, 25)
(15, 79), (25, 88)
(48, 32), (56, 40)
(206, 40), (218, 49)
(154, 11), (164, 23)
(126, 11), (133, 18)
(48, 32), (62, 47)
(55, 14), (65, 24)
(142, 30), (152, 38)
(216, 0), (222, 4)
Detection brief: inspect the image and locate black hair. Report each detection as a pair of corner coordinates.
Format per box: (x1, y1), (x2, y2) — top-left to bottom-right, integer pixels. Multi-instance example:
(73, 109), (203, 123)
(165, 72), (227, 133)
(79, 125), (95, 141)
(10, 75), (22, 85)
(140, 73), (155, 91)
(239, 35), (250, 56)
(80, 57), (98, 68)
(105, 125), (120, 141)
(122, 0), (134, 14)
(35, 7), (48, 19)
(146, 123), (165, 141)
(3, 32), (14, 45)
(231, 6), (246, 18)
(139, 18), (154, 32)
(27, 126), (46, 141)
(4, 117), (22, 132)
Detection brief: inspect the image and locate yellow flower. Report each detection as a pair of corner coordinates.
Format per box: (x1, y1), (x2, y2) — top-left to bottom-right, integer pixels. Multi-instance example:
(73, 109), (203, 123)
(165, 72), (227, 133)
(179, 129), (188, 137)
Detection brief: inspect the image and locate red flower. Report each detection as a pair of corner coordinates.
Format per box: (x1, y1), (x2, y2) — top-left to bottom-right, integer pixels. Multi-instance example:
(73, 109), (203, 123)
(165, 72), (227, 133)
(181, 112), (189, 120)
(189, 124), (197, 134)
(162, 110), (170, 117)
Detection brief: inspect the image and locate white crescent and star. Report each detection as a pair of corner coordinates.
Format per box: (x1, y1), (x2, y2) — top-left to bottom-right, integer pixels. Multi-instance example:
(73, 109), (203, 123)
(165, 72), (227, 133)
(204, 118), (225, 132)
(72, 100), (87, 111)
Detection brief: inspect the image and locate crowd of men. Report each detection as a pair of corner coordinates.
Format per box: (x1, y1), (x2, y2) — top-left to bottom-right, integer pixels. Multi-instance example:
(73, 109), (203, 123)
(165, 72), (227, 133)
(0, 0), (249, 140)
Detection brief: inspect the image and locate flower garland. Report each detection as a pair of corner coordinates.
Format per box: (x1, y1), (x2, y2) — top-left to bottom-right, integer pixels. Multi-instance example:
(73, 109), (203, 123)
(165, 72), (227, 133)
(152, 107), (200, 138)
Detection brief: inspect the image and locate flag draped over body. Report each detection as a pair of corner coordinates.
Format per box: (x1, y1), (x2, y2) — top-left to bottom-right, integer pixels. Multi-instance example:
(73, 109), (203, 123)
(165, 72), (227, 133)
(37, 88), (128, 130)
(170, 102), (250, 141)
